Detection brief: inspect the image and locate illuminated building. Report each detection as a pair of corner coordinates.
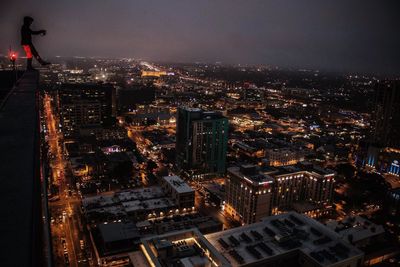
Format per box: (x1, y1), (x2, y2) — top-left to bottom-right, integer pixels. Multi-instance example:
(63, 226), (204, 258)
(225, 165), (274, 224)
(264, 148), (304, 167)
(58, 83), (114, 137)
(176, 107), (228, 179)
(141, 70), (167, 77)
(139, 228), (230, 267)
(271, 164), (335, 211)
(225, 163), (335, 224)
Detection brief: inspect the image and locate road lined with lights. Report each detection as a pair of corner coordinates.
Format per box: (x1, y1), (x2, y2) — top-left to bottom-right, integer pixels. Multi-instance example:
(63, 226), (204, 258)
(44, 94), (92, 267)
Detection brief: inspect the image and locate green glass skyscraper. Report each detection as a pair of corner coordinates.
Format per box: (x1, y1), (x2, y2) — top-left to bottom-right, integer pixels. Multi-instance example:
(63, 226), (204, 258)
(176, 107), (228, 179)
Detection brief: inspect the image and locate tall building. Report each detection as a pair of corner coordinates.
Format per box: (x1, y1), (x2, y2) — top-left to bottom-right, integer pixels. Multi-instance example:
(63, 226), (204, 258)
(58, 83), (114, 137)
(358, 81), (400, 174)
(176, 107), (228, 179)
(226, 163), (335, 224)
(372, 81), (400, 149)
(225, 165), (274, 225)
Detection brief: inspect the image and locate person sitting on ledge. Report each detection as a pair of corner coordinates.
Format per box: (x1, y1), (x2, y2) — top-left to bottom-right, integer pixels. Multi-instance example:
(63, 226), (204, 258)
(21, 16), (51, 70)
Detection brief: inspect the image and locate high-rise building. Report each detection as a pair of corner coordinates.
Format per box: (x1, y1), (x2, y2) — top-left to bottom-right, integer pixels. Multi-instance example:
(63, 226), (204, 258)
(225, 165), (274, 224)
(358, 81), (400, 174)
(225, 163), (335, 224)
(372, 81), (400, 149)
(176, 107), (228, 179)
(58, 83), (114, 137)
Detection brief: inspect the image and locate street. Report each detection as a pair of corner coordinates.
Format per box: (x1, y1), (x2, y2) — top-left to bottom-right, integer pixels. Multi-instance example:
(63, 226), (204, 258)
(43, 94), (94, 267)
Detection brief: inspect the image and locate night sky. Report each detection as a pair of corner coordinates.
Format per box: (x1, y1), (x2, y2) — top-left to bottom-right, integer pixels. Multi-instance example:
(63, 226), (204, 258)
(1, 0), (399, 75)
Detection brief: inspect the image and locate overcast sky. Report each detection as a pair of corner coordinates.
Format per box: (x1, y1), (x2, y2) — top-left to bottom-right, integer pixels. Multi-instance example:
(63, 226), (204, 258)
(1, 0), (399, 75)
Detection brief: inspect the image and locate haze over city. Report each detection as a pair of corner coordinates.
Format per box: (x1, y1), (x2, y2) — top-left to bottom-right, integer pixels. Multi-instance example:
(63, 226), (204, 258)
(1, 0), (400, 75)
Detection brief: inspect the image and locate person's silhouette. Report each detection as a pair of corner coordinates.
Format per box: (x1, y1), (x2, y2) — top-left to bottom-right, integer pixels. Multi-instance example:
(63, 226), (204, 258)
(21, 16), (50, 70)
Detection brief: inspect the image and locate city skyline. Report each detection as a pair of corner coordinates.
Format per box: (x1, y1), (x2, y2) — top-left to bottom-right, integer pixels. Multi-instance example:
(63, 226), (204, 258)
(1, 1), (400, 266)
(1, 0), (400, 75)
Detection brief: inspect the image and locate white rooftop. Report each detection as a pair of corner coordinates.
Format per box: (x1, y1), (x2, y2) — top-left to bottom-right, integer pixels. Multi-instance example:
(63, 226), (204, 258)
(162, 176), (194, 194)
(205, 212), (363, 267)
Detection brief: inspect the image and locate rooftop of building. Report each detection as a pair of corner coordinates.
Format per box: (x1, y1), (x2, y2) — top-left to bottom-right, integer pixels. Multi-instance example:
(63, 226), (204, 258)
(266, 162), (335, 177)
(228, 165), (274, 186)
(0, 71), (42, 266)
(229, 162), (335, 185)
(0, 70), (23, 101)
(205, 212), (363, 267)
(140, 228), (230, 267)
(326, 216), (385, 244)
(162, 175), (194, 194)
(116, 187), (166, 202)
(136, 213), (222, 235)
(122, 198), (175, 213)
(98, 222), (140, 243)
(181, 107), (202, 112)
(180, 106), (226, 120)
(82, 186), (173, 217)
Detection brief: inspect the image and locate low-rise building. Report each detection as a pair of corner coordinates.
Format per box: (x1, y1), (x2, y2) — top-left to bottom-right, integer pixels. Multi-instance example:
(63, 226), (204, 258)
(264, 148), (304, 167)
(206, 212), (364, 267)
(97, 222), (141, 256)
(139, 228), (231, 267)
(326, 216), (385, 248)
(161, 175), (195, 209)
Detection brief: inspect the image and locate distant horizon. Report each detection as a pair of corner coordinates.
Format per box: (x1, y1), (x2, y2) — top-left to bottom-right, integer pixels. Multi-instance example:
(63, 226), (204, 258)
(2, 0), (400, 76)
(2, 53), (398, 79)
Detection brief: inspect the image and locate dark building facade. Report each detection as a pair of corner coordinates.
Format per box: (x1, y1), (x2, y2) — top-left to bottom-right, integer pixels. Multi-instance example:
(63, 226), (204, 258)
(58, 83), (114, 137)
(385, 188), (400, 218)
(176, 107), (228, 179)
(117, 84), (155, 114)
(372, 81), (400, 149)
(357, 81), (400, 176)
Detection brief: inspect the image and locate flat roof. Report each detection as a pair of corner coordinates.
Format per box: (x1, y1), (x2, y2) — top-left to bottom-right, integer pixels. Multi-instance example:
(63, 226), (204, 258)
(122, 198), (175, 213)
(228, 166), (274, 186)
(98, 222), (139, 243)
(206, 212), (363, 267)
(162, 175), (194, 194)
(141, 228), (230, 267)
(82, 186), (175, 218)
(326, 216), (385, 244)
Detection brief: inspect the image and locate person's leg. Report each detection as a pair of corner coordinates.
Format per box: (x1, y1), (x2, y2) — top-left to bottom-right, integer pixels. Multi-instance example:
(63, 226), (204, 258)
(22, 45), (34, 70)
(29, 44), (50, 66)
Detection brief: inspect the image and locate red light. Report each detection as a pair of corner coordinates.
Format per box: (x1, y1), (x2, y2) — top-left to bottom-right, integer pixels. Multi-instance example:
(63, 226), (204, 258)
(9, 51), (17, 62)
